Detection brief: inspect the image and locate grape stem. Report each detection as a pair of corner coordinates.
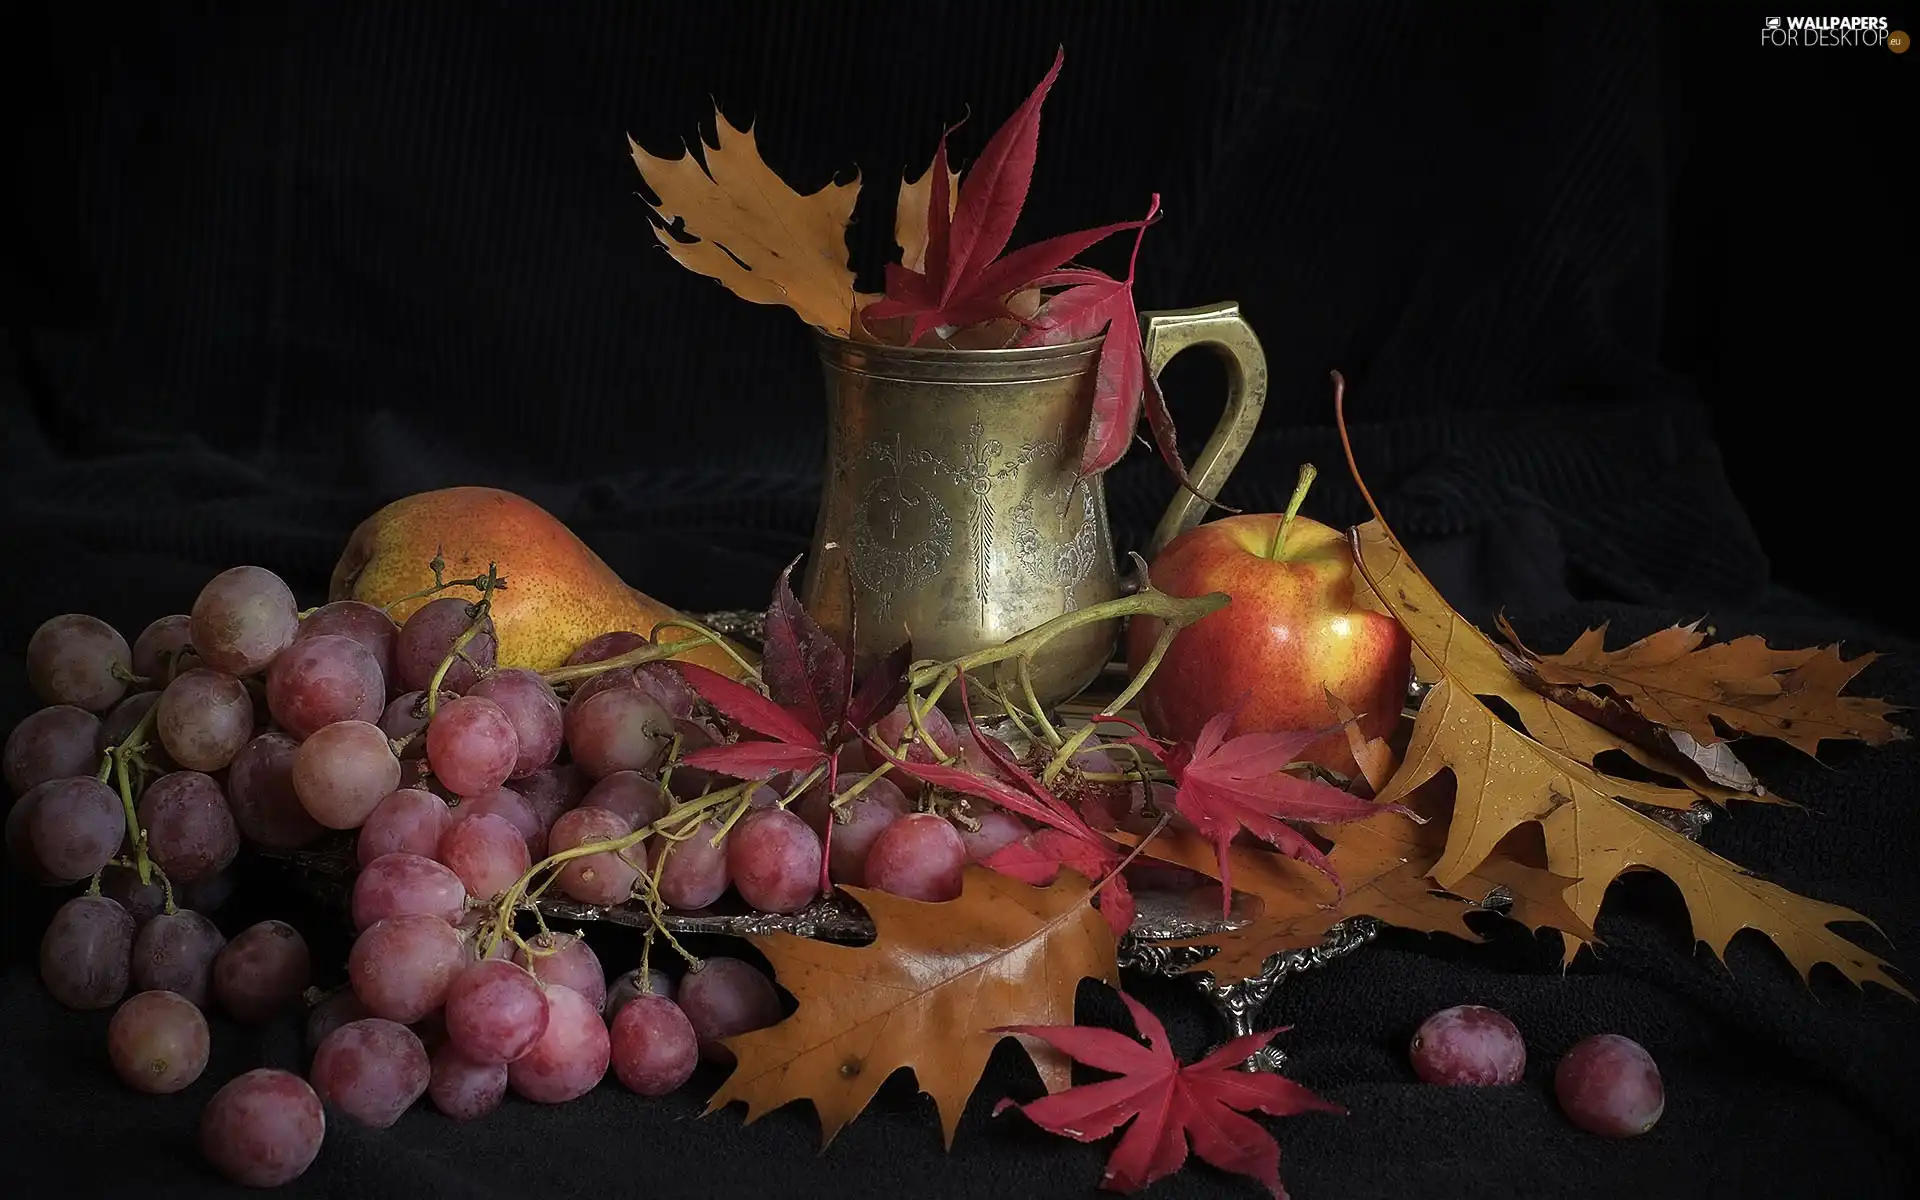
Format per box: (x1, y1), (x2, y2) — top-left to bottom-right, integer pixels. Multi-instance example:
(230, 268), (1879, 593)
(377, 551), (509, 615)
(96, 702), (162, 886)
(424, 562), (506, 720)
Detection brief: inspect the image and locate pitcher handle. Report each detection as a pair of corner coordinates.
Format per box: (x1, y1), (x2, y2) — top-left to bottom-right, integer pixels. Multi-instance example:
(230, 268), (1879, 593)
(1139, 302), (1269, 559)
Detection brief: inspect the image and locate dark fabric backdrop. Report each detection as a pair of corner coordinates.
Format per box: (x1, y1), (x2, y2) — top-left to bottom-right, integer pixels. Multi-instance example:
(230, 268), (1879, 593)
(3, 2), (1916, 1198)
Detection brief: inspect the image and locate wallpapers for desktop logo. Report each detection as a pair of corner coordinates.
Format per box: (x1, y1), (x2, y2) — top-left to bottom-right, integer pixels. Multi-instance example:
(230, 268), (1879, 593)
(1759, 16), (1897, 47)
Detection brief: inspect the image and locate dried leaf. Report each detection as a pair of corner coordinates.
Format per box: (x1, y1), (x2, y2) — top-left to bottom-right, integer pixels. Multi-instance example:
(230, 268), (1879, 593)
(1502, 618), (1906, 757)
(997, 989), (1341, 1198)
(629, 114), (862, 334)
(1325, 687), (1396, 795)
(897, 160), (960, 275)
(1340, 392), (1908, 994)
(708, 867), (1119, 1146)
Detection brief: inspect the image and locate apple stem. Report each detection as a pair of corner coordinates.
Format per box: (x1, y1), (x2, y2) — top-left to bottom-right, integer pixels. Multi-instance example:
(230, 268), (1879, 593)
(1267, 463), (1319, 561)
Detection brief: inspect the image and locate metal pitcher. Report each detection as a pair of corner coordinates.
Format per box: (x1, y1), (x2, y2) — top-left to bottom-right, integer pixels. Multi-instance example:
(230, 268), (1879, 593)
(801, 303), (1267, 710)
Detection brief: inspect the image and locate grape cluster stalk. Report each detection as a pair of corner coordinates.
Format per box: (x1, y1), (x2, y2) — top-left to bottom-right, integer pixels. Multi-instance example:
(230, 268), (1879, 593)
(4, 552), (1223, 1187)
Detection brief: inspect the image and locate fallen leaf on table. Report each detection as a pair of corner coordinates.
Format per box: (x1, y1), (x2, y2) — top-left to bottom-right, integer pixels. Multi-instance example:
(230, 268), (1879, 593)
(1123, 815), (1589, 981)
(1338, 376), (1908, 995)
(708, 867), (1118, 1146)
(997, 988), (1341, 1198)
(629, 112), (868, 335)
(1501, 617), (1907, 757)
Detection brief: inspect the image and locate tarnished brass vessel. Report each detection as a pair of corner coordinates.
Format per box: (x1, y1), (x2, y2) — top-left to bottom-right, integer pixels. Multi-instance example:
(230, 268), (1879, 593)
(802, 302), (1267, 710)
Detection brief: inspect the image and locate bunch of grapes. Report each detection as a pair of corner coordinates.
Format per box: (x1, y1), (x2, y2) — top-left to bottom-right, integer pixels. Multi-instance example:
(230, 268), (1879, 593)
(6, 557), (1181, 1186)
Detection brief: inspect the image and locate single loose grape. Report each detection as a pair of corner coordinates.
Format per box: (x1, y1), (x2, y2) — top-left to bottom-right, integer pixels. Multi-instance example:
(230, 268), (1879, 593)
(131, 613), (200, 681)
(109, 990), (210, 1094)
(428, 1045), (508, 1120)
(1555, 1034), (1665, 1137)
(425, 695), (520, 798)
(156, 668), (254, 772)
(466, 668), (564, 778)
(213, 920), (313, 1024)
(199, 1069), (325, 1187)
(444, 958), (550, 1064)
(678, 956), (780, 1064)
(727, 808), (823, 914)
(266, 632), (385, 738)
(131, 909), (227, 1009)
(505, 984), (609, 1104)
(395, 597), (497, 693)
(347, 914), (466, 1023)
(137, 770), (240, 884)
(292, 719), (402, 829)
(310, 1017), (430, 1129)
(864, 812), (966, 902)
(1409, 1005), (1527, 1086)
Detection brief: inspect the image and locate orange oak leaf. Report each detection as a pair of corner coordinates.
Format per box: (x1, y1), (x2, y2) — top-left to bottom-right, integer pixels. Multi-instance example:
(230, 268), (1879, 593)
(629, 112), (868, 335)
(997, 989), (1341, 1198)
(1335, 375), (1909, 996)
(896, 160), (960, 274)
(1501, 617), (1907, 757)
(707, 866), (1118, 1147)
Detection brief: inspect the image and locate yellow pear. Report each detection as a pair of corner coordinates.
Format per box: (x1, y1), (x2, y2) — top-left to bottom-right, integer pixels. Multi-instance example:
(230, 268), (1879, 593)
(329, 487), (752, 676)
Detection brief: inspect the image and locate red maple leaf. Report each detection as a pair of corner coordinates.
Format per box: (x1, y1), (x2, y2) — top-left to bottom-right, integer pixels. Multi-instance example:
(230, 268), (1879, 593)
(681, 561), (908, 785)
(996, 989), (1342, 1198)
(1131, 712), (1404, 911)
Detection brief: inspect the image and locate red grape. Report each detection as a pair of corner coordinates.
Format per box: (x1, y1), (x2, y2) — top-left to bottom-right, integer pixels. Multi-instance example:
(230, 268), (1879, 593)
(610, 994), (699, 1096)
(27, 614), (131, 711)
(379, 689), (453, 757)
(582, 770), (668, 831)
(132, 613), (200, 681)
(607, 967), (675, 1015)
(958, 807), (1028, 862)
(633, 662), (702, 719)
(137, 770), (239, 883)
(200, 1069), (325, 1187)
(190, 565), (300, 677)
(357, 788), (454, 865)
(505, 984), (608, 1103)
(864, 813), (966, 902)
(311, 1017), (430, 1128)
(513, 764), (586, 828)
(567, 666), (634, 712)
(678, 956), (781, 1064)
(565, 685), (672, 778)
(428, 1045), (508, 1120)
(349, 914), (466, 1022)
(109, 989), (210, 1094)
(98, 863), (168, 925)
(266, 633), (385, 738)
(566, 631), (648, 666)
(654, 816), (730, 910)
(425, 695), (520, 797)
(131, 908), (226, 1008)
(213, 919), (312, 1023)
(395, 597), (496, 693)
(548, 806), (643, 906)
(728, 808), (822, 914)
(512, 932), (607, 1013)
(227, 731), (326, 849)
(4, 704), (101, 796)
(352, 852), (467, 929)
(1555, 1034), (1665, 1137)
(293, 719), (402, 828)
(872, 700), (959, 764)
(306, 988), (373, 1056)
(156, 668), (255, 772)
(444, 958), (550, 1064)
(41, 894), (136, 1009)
(25, 775), (124, 882)
(451, 786), (546, 859)
(97, 692), (169, 764)
(295, 600), (398, 681)
(798, 778), (905, 886)
(437, 812), (532, 899)
(1409, 1005), (1527, 1086)
(467, 668), (564, 778)
(180, 868), (234, 914)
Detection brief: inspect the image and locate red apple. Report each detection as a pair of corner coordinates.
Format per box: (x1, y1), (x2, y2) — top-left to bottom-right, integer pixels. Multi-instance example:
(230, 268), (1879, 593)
(1126, 467), (1410, 777)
